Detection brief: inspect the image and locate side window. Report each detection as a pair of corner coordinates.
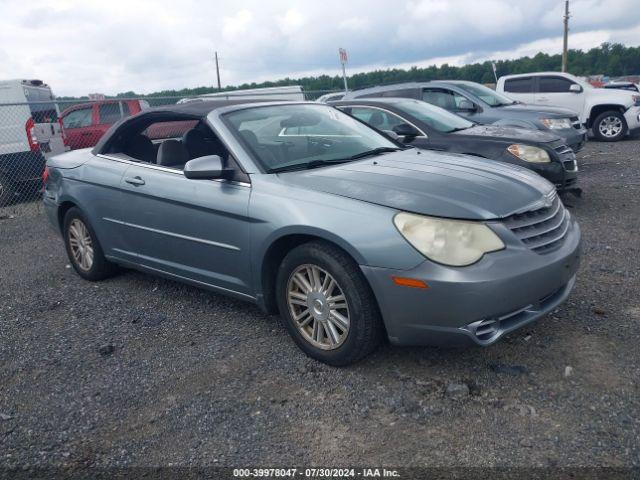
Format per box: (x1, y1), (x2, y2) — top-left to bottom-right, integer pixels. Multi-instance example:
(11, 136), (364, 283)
(120, 101), (132, 117)
(504, 77), (533, 93)
(380, 89), (414, 98)
(359, 89), (413, 99)
(98, 103), (123, 124)
(348, 107), (408, 132)
(62, 108), (92, 129)
(422, 88), (467, 111)
(539, 76), (575, 93)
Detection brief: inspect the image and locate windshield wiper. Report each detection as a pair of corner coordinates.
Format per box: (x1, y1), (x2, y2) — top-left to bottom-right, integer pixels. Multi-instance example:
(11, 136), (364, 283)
(344, 146), (402, 161)
(267, 147), (402, 173)
(268, 158), (353, 174)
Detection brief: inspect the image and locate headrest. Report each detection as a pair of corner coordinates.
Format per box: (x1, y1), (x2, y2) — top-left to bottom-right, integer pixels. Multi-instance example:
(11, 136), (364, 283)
(157, 139), (189, 167)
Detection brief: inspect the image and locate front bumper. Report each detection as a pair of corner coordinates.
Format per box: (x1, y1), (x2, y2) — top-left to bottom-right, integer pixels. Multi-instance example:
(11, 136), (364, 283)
(527, 159), (578, 191)
(361, 216), (581, 347)
(555, 126), (587, 152)
(624, 106), (640, 131)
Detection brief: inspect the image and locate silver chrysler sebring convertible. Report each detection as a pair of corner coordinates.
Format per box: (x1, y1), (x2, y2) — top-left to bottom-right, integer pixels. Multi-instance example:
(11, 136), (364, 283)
(43, 100), (581, 365)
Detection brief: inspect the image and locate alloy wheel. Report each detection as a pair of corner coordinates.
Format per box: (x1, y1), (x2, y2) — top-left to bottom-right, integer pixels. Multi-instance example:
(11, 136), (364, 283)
(68, 219), (94, 271)
(287, 264), (350, 350)
(599, 116), (623, 138)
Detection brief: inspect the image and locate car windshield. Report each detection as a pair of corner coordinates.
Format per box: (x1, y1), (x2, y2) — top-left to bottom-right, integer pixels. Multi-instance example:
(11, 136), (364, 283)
(224, 104), (400, 172)
(456, 83), (517, 107)
(389, 99), (474, 133)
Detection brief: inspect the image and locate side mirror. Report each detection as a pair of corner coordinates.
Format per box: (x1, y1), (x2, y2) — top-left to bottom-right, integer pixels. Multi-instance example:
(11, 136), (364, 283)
(569, 84), (583, 93)
(392, 123), (420, 138)
(457, 99), (477, 111)
(183, 155), (230, 180)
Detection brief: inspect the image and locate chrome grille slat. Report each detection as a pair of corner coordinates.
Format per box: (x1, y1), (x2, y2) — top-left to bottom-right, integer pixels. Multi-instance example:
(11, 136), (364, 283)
(504, 198), (561, 230)
(522, 212), (570, 250)
(502, 193), (570, 254)
(516, 209), (567, 241)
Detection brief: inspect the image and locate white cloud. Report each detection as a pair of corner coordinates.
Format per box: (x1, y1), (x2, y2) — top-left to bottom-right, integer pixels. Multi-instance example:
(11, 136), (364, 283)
(0, 0), (638, 96)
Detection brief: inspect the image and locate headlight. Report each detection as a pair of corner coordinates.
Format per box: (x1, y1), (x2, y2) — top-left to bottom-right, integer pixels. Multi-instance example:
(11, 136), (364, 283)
(393, 213), (505, 267)
(507, 144), (550, 163)
(632, 94), (640, 106)
(541, 118), (572, 129)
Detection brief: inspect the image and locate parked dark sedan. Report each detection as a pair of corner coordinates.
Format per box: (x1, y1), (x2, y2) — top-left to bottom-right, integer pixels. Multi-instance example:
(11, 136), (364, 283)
(343, 81), (587, 152)
(332, 98), (579, 192)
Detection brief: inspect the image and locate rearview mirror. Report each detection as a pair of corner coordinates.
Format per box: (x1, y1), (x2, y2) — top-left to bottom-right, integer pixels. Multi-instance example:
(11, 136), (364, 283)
(569, 83), (583, 93)
(392, 123), (420, 138)
(183, 155), (230, 180)
(457, 99), (477, 111)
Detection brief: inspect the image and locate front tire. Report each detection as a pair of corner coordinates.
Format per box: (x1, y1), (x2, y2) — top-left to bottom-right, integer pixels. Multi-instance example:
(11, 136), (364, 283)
(63, 207), (118, 281)
(593, 110), (627, 142)
(276, 241), (384, 366)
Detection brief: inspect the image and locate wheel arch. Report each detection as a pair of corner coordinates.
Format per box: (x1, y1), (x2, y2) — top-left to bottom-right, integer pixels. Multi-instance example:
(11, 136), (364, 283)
(56, 199), (79, 231)
(587, 104), (627, 128)
(258, 228), (367, 315)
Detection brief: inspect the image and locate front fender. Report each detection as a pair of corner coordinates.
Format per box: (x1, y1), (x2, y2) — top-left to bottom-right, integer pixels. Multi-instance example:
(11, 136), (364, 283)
(258, 225), (367, 266)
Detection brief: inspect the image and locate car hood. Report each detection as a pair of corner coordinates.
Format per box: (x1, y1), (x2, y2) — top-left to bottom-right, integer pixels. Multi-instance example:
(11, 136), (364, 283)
(498, 103), (578, 117)
(276, 149), (554, 220)
(590, 87), (636, 105)
(451, 124), (561, 144)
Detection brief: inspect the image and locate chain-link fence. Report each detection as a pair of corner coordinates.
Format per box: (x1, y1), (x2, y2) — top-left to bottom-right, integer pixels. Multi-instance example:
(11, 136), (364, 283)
(0, 89), (343, 219)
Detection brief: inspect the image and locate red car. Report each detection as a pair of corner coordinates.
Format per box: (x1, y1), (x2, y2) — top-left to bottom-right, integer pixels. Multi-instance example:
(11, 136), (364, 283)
(60, 99), (148, 150)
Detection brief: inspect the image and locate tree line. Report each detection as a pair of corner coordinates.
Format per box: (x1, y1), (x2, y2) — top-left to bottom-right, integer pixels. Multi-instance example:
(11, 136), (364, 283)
(60, 43), (640, 100)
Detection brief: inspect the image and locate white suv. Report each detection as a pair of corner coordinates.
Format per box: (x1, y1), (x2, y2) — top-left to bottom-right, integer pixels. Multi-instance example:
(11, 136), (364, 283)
(0, 79), (67, 205)
(497, 72), (640, 142)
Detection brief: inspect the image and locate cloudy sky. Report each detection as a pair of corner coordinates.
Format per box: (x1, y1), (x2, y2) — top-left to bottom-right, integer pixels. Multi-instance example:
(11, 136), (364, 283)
(1, 0), (639, 96)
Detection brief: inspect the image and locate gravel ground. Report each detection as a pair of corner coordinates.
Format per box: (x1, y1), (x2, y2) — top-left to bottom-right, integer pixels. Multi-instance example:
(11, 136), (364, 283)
(1, 137), (639, 471)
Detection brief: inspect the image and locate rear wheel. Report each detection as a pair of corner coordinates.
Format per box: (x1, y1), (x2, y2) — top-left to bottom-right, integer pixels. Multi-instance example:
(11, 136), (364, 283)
(276, 241), (384, 366)
(63, 207), (118, 281)
(593, 110), (627, 142)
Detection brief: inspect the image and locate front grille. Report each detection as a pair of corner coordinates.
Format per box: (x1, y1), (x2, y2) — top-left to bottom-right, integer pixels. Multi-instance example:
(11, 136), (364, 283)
(503, 192), (571, 254)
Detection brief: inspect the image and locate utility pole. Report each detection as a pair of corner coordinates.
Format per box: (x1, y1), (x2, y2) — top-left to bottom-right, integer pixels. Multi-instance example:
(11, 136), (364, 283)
(561, 0), (570, 72)
(214, 51), (221, 90)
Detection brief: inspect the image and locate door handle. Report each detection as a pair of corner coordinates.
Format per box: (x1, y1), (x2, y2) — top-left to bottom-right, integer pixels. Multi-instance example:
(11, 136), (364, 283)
(125, 176), (145, 186)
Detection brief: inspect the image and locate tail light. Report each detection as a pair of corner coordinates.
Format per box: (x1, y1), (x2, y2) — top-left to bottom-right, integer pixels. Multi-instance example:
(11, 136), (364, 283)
(42, 166), (50, 185)
(25, 117), (39, 151)
(58, 118), (69, 146)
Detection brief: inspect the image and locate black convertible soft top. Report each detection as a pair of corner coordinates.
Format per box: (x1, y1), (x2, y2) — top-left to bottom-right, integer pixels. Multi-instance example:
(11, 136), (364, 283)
(92, 98), (286, 154)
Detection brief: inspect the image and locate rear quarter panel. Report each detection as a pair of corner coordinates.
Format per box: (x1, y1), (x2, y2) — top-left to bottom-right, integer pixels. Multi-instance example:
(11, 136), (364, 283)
(46, 151), (129, 253)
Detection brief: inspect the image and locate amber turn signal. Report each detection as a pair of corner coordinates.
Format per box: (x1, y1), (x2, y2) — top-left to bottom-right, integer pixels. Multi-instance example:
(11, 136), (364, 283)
(391, 276), (429, 289)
